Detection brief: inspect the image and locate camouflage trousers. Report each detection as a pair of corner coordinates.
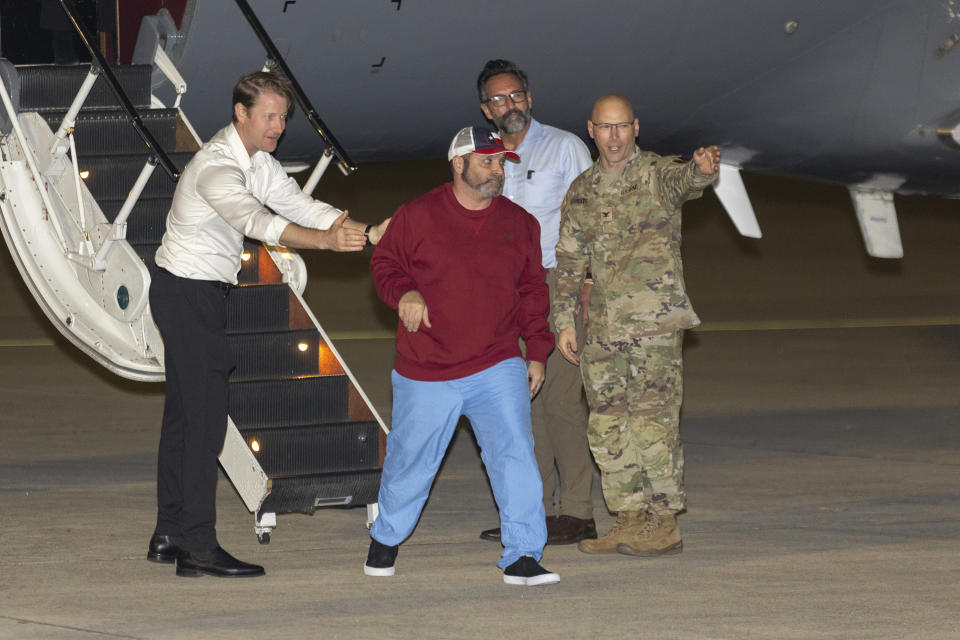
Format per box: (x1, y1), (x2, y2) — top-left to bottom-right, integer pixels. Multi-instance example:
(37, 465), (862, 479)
(580, 330), (685, 514)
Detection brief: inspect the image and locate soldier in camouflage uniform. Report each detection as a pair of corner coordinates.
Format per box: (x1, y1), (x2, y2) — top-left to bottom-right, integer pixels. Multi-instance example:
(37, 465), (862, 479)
(554, 94), (719, 557)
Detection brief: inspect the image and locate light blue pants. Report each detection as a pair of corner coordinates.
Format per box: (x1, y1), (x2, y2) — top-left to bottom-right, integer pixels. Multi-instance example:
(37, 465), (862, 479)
(371, 357), (547, 569)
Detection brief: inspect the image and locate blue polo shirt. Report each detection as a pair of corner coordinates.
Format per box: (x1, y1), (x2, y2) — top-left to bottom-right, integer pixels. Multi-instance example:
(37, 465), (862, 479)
(501, 118), (593, 269)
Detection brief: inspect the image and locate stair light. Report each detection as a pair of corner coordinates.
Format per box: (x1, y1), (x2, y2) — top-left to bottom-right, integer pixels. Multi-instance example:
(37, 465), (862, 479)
(79, 170), (90, 179)
(250, 439), (261, 453)
(297, 342), (309, 352)
(316, 343), (343, 375)
(241, 251), (252, 261)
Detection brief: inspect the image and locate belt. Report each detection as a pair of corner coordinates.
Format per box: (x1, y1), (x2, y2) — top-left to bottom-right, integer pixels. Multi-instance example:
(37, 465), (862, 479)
(156, 266), (233, 294)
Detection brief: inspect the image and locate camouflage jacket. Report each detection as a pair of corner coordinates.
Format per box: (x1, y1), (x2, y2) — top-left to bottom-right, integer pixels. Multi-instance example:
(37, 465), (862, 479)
(554, 150), (717, 341)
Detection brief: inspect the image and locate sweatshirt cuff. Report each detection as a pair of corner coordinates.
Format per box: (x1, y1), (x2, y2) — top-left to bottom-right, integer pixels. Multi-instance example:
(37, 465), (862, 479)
(525, 337), (554, 364)
(388, 283), (418, 309)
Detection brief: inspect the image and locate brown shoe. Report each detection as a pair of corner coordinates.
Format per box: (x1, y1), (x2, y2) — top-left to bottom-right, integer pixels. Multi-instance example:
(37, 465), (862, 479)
(547, 515), (598, 545)
(479, 526), (501, 542)
(616, 511), (683, 557)
(578, 511), (647, 554)
(481, 515), (598, 544)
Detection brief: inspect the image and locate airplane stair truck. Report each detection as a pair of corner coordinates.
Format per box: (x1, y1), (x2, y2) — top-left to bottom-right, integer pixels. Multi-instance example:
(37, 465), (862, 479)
(0, 39), (386, 542)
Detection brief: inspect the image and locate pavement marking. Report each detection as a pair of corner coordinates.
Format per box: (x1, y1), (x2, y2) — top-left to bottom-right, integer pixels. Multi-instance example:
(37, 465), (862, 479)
(328, 317), (960, 338)
(0, 338), (55, 347)
(1, 316), (956, 348)
(0, 615), (141, 639)
(695, 316), (960, 332)
(326, 330), (396, 340)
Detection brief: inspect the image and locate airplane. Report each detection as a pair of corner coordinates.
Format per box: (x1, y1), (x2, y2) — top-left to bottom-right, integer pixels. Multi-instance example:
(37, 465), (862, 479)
(131, 0), (960, 260)
(0, 0), (956, 540)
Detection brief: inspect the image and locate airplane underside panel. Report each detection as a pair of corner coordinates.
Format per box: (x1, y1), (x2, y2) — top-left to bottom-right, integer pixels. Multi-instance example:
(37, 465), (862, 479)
(154, 0), (960, 197)
(116, 0), (959, 258)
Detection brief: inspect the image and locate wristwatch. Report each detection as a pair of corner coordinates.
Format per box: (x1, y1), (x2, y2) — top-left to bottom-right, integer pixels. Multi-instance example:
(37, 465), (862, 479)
(364, 224), (373, 247)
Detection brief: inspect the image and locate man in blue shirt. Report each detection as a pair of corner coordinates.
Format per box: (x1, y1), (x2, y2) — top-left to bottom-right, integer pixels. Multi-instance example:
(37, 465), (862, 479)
(476, 60), (597, 545)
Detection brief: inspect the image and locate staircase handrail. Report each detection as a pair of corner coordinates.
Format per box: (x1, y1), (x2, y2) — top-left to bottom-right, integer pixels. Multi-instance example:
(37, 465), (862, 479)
(57, 0), (180, 181)
(0, 78), (69, 250)
(233, 0), (357, 176)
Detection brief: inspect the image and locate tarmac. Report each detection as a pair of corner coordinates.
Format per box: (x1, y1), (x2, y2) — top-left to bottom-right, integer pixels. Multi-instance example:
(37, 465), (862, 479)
(1, 164), (959, 639)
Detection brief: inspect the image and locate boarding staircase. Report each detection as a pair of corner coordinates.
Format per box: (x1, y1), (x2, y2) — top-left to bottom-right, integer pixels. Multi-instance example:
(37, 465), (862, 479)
(0, 2), (385, 543)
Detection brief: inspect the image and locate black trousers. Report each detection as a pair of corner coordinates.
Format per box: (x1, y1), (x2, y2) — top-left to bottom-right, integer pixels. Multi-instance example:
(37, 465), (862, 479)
(148, 267), (235, 552)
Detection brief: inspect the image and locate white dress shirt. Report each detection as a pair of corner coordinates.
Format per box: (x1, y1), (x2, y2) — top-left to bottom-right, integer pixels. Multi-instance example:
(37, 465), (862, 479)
(501, 118), (592, 269)
(155, 124), (341, 283)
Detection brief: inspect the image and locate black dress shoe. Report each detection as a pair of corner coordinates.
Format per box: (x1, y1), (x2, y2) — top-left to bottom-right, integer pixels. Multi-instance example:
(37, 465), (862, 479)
(147, 534), (181, 564)
(176, 546), (265, 578)
(479, 526), (502, 542)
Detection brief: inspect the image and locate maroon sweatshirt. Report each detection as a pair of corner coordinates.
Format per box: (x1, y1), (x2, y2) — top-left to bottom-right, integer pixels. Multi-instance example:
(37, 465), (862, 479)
(370, 183), (554, 381)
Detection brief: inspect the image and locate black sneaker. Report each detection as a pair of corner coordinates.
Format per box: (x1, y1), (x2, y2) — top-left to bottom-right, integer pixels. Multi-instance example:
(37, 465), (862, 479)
(502, 555), (560, 586)
(363, 537), (398, 577)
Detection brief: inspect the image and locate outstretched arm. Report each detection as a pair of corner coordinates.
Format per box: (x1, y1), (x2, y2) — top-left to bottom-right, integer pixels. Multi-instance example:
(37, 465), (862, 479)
(341, 216), (391, 246)
(278, 210), (364, 251)
(692, 145), (720, 176)
(656, 146), (720, 208)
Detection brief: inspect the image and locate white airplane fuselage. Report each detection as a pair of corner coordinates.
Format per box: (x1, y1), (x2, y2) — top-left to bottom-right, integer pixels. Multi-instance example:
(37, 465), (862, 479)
(149, 0), (960, 199)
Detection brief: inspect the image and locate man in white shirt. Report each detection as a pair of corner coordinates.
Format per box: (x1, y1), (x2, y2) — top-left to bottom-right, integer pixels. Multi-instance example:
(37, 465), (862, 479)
(147, 70), (388, 578)
(475, 60), (597, 546)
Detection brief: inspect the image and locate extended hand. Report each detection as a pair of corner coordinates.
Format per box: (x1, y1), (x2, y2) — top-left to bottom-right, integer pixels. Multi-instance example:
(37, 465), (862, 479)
(527, 360), (545, 398)
(557, 327), (580, 366)
(369, 217), (391, 245)
(324, 210), (365, 251)
(398, 290), (431, 332)
(693, 145), (720, 175)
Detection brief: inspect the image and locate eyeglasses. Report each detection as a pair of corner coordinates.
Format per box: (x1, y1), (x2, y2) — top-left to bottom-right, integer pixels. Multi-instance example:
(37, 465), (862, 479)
(591, 121), (634, 134)
(484, 90), (529, 106)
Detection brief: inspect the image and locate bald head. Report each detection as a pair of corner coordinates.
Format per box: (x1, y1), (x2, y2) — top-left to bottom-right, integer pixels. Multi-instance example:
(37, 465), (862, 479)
(588, 93), (639, 171)
(591, 94), (634, 122)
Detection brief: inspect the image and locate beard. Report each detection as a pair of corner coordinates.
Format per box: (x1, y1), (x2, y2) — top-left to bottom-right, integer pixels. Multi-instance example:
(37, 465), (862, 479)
(461, 156), (504, 198)
(493, 107), (531, 135)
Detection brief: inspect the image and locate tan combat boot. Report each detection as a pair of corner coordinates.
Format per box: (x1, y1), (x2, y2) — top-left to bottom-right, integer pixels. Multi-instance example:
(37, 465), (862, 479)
(616, 510), (682, 556)
(577, 511), (646, 554)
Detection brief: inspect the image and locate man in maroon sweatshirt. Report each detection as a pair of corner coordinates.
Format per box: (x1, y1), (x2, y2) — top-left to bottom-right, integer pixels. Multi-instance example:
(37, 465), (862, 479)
(364, 127), (560, 586)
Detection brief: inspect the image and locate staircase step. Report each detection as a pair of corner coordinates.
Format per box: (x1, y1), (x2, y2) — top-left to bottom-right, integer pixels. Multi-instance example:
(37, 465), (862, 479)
(236, 241), (279, 285)
(80, 152), (192, 201)
(14, 62), (385, 521)
(16, 64), (153, 111)
(102, 199), (169, 244)
(229, 376), (350, 428)
(41, 109), (178, 155)
(130, 243), (158, 271)
(239, 420), (381, 476)
(130, 240), (280, 289)
(228, 329), (322, 381)
(227, 284), (292, 333)
(259, 469), (381, 514)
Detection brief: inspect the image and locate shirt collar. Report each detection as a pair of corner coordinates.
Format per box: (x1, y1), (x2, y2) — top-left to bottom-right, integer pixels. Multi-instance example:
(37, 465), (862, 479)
(590, 146), (640, 179)
(223, 124), (262, 172)
(514, 118), (543, 155)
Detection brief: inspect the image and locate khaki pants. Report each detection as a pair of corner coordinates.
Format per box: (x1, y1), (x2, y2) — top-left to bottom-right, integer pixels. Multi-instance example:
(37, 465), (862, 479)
(527, 269), (595, 519)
